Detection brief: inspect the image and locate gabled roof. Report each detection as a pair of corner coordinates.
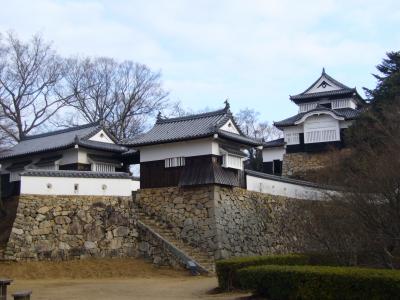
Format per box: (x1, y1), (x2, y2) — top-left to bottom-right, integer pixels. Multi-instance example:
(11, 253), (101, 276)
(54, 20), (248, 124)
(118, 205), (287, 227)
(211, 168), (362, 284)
(0, 122), (127, 161)
(124, 103), (261, 147)
(290, 68), (364, 104)
(274, 107), (362, 128)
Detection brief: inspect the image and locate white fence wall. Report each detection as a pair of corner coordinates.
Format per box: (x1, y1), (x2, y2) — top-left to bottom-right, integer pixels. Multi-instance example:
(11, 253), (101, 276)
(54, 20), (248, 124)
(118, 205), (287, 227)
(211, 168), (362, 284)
(246, 172), (334, 200)
(21, 175), (140, 196)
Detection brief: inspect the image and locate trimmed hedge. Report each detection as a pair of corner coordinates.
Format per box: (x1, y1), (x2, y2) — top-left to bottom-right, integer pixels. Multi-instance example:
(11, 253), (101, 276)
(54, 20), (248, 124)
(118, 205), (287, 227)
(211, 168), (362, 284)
(238, 265), (400, 300)
(215, 254), (309, 290)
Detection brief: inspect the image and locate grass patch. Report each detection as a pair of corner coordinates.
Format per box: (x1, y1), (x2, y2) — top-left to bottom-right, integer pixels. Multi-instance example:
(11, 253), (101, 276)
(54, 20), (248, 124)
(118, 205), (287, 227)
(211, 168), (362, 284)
(0, 258), (186, 279)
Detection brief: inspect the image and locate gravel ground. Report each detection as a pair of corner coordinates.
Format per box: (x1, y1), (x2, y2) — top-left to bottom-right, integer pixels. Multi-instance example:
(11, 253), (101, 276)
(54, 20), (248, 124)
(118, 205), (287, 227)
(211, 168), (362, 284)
(0, 258), (252, 299)
(7, 278), (251, 300)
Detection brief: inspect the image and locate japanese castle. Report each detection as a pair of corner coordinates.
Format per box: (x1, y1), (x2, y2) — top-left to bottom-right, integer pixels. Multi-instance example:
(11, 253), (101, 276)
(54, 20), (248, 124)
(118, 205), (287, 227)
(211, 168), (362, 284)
(262, 69), (365, 175)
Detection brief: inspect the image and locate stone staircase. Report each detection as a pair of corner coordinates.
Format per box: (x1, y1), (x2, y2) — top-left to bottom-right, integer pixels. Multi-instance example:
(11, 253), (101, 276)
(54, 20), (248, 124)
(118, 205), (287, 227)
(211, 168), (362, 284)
(137, 211), (215, 273)
(0, 244), (5, 261)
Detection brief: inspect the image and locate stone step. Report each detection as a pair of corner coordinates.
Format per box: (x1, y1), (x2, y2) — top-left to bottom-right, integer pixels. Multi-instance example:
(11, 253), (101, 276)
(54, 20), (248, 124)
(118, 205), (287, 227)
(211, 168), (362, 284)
(0, 245), (5, 261)
(137, 212), (215, 273)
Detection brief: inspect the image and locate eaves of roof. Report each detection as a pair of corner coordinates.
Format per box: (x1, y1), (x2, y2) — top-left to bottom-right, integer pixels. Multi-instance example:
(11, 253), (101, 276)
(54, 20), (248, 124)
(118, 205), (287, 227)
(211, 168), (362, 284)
(290, 88), (357, 101)
(274, 108), (362, 128)
(0, 143), (76, 161)
(21, 169), (136, 179)
(263, 138), (284, 148)
(217, 130), (262, 147)
(76, 139), (127, 153)
(124, 132), (216, 147)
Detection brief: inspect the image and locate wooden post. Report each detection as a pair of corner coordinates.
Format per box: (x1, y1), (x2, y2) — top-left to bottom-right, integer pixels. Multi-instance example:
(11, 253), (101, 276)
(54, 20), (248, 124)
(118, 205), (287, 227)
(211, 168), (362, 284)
(12, 291), (31, 300)
(0, 279), (12, 300)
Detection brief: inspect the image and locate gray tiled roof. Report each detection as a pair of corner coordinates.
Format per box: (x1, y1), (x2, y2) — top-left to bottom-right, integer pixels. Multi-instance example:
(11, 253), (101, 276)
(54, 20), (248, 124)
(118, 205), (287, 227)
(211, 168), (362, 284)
(274, 107), (362, 128)
(21, 169), (135, 179)
(289, 69), (364, 103)
(179, 161), (240, 187)
(77, 139), (127, 153)
(263, 138), (284, 148)
(290, 88), (357, 101)
(0, 122), (127, 160)
(6, 160), (32, 171)
(124, 107), (261, 147)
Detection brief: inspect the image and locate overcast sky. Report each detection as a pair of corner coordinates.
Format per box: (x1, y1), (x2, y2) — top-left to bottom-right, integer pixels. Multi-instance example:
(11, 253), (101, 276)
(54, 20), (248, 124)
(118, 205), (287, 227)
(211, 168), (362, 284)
(0, 0), (399, 123)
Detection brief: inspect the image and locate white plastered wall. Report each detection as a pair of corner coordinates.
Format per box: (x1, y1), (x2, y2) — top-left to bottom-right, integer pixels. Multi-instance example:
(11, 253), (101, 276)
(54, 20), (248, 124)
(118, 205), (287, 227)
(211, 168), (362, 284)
(246, 174), (333, 200)
(303, 114), (340, 143)
(89, 130), (114, 144)
(306, 75), (341, 94)
(262, 147), (285, 162)
(283, 125), (303, 145)
(21, 175), (139, 196)
(219, 119), (240, 134)
(139, 138), (219, 162)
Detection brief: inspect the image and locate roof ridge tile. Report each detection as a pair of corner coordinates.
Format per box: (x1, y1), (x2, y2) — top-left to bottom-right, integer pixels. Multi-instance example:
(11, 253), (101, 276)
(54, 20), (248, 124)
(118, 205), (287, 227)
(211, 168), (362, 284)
(156, 107), (228, 124)
(21, 121), (101, 141)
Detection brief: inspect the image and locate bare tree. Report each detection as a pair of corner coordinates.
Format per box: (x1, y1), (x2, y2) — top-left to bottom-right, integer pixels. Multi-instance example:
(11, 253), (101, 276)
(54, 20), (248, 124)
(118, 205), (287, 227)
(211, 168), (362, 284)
(235, 108), (282, 171)
(235, 108), (282, 141)
(65, 57), (169, 140)
(166, 101), (194, 118)
(0, 32), (71, 142)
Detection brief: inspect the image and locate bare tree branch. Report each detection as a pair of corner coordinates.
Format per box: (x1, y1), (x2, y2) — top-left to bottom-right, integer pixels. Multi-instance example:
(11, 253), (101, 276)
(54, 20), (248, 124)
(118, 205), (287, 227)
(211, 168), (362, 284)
(64, 57), (169, 140)
(0, 32), (71, 142)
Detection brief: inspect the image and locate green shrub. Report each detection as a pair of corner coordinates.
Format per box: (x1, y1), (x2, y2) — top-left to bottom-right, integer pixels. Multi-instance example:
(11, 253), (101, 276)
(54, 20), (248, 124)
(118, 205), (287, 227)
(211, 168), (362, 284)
(238, 265), (400, 300)
(215, 254), (309, 290)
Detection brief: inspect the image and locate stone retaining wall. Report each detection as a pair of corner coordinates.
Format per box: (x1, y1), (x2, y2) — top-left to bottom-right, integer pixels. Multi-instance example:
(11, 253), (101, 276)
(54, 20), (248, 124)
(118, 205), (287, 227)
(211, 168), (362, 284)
(136, 185), (317, 260)
(214, 186), (314, 258)
(135, 186), (216, 257)
(282, 152), (330, 178)
(282, 150), (352, 180)
(5, 185), (320, 264)
(5, 195), (138, 260)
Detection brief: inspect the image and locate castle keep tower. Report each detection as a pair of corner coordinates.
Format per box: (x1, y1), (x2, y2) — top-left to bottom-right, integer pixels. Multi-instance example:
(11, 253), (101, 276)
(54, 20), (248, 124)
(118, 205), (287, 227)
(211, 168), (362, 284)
(263, 69), (365, 178)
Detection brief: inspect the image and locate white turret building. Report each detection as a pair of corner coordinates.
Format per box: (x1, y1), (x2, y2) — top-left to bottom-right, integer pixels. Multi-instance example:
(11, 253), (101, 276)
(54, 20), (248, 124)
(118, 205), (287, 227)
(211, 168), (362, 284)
(263, 69), (365, 177)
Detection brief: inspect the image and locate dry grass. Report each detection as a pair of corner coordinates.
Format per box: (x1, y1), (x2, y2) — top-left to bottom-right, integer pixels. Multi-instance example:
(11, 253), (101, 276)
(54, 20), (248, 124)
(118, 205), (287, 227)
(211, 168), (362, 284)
(0, 258), (187, 280)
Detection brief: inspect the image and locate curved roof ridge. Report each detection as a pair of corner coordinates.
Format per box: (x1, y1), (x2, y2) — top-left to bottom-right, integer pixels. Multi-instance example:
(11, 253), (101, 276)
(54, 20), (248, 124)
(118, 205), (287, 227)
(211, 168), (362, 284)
(156, 107), (229, 124)
(291, 69), (354, 98)
(21, 121), (101, 141)
(323, 72), (352, 90)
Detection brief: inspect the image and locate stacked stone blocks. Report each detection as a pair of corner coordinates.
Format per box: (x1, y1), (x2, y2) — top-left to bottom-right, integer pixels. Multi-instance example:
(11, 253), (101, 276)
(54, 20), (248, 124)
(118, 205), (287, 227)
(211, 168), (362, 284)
(5, 195), (138, 260)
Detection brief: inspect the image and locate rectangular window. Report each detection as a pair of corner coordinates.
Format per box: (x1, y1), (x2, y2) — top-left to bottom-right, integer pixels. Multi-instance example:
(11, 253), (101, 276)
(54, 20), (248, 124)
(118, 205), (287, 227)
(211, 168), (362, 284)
(332, 99), (351, 109)
(222, 154), (243, 170)
(299, 103), (317, 112)
(74, 183), (79, 194)
(93, 163), (115, 172)
(284, 132), (300, 145)
(305, 129), (338, 143)
(165, 157), (185, 168)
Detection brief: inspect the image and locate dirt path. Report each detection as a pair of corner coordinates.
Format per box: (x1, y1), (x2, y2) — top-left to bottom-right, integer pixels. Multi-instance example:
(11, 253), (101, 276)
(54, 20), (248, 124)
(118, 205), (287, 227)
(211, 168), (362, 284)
(0, 259), (251, 299)
(7, 277), (250, 300)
